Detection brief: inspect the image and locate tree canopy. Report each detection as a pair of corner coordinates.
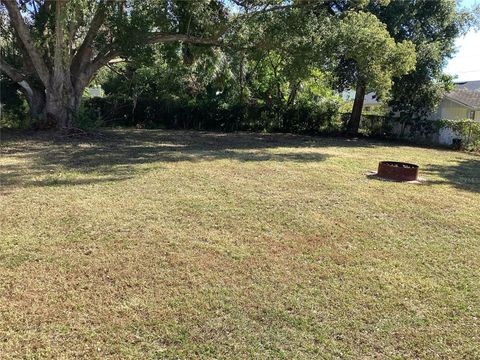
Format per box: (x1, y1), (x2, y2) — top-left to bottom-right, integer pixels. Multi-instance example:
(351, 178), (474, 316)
(0, 0), (476, 133)
(374, 0), (477, 121)
(1, 0), (227, 129)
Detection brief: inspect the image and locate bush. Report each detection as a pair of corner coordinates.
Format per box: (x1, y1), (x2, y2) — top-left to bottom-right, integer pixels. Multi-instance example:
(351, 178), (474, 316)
(283, 100), (342, 134)
(438, 119), (480, 151)
(82, 96), (342, 134)
(359, 114), (391, 137)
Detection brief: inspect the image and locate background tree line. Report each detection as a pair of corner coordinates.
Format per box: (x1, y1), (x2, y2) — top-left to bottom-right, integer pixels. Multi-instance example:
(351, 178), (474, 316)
(1, 0), (478, 135)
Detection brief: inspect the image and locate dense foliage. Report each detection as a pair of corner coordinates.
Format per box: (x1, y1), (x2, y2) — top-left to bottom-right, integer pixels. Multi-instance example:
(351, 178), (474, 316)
(0, 0), (477, 135)
(372, 0), (477, 121)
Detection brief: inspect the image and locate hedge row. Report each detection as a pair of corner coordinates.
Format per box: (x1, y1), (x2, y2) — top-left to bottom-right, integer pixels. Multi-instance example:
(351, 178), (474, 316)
(81, 97), (342, 134)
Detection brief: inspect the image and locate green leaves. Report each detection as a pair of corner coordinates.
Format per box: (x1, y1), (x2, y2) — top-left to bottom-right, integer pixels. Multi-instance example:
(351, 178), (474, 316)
(438, 119), (480, 150)
(338, 11), (416, 99)
(375, 0), (472, 119)
(2, 0), (475, 129)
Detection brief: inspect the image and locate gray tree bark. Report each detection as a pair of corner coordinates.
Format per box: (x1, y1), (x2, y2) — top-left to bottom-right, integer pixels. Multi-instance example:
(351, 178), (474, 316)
(22, 84), (46, 122)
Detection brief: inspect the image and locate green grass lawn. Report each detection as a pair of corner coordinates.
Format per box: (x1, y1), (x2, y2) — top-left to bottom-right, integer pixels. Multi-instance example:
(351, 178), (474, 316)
(1, 129), (479, 359)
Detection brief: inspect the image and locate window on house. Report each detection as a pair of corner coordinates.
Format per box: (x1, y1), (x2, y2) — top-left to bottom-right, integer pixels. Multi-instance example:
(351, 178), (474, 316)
(468, 110), (475, 120)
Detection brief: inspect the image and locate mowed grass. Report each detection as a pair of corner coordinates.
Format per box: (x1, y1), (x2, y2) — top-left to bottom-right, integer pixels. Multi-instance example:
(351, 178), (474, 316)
(0, 129), (479, 359)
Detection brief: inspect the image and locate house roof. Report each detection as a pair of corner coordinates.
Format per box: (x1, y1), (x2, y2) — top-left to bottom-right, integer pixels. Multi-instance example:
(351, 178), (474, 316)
(445, 88), (480, 110)
(362, 80), (480, 107)
(364, 92), (380, 105)
(455, 80), (480, 91)
(339, 90), (381, 105)
(340, 80), (480, 109)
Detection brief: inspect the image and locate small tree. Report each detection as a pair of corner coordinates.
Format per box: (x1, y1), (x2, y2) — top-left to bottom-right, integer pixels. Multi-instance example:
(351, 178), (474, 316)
(337, 11), (416, 135)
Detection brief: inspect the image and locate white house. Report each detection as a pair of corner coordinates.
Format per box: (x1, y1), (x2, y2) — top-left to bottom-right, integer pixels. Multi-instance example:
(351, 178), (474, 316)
(343, 80), (480, 145)
(85, 85), (105, 98)
(428, 81), (480, 145)
(341, 90), (383, 113)
(430, 81), (480, 121)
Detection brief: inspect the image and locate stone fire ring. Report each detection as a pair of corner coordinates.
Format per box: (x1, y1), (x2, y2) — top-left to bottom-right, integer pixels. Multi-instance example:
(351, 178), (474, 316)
(376, 161), (419, 182)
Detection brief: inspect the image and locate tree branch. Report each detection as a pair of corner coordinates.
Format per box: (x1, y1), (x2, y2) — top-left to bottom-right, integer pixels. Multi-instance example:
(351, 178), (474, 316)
(53, 0), (65, 83)
(146, 32), (222, 46)
(2, 0), (50, 87)
(85, 49), (121, 82)
(0, 58), (26, 83)
(0, 59), (41, 101)
(76, 31), (221, 89)
(232, 1), (333, 19)
(71, 0), (110, 76)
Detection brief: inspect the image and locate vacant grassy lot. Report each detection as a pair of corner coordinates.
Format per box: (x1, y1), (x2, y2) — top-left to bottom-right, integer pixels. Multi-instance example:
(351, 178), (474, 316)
(1, 129), (479, 359)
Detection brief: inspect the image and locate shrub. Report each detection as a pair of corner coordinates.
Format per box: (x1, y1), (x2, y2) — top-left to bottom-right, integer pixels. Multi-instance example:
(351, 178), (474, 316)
(438, 119), (480, 151)
(82, 96), (342, 134)
(0, 79), (30, 129)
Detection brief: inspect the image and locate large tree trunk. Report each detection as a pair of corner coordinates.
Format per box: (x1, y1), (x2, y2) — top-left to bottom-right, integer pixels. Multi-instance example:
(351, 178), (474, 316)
(29, 88), (46, 120)
(16, 79), (84, 130)
(45, 89), (66, 129)
(347, 81), (366, 136)
(44, 80), (85, 130)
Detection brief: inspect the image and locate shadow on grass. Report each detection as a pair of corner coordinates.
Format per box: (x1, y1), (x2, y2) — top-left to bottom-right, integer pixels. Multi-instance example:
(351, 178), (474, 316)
(1, 129), (370, 189)
(424, 158), (480, 193)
